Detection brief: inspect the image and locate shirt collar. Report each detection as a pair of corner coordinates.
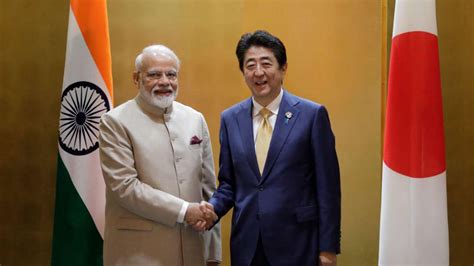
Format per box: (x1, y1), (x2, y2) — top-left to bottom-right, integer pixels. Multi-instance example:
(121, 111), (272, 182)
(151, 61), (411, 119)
(252, 88), (283, 117)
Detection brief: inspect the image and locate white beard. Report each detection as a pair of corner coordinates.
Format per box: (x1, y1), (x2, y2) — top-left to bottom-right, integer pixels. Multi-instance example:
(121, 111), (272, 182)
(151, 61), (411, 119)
(139, 84), (178, 109)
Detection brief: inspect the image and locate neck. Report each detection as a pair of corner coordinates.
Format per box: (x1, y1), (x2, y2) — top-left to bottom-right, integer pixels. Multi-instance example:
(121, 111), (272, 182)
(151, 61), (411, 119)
(254, 98), (272, 107)
(254, 88), (282, 107)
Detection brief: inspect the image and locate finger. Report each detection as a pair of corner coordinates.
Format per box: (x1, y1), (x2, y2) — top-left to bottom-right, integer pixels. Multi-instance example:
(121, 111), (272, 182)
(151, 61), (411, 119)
(196, 225), (206, 232)
(199, 203), (209, 214)
(193, 221), (207, 232)
(192, 223), (202, 231)
(205, 210), (217, 221)
(202, 210), (212, 218)
(192, 225), (204, 232)
(201, 201), (214, 211)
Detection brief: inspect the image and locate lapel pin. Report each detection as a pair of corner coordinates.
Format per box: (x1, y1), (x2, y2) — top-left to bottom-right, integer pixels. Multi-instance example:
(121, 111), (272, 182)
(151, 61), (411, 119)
(284, 111), (293, 124)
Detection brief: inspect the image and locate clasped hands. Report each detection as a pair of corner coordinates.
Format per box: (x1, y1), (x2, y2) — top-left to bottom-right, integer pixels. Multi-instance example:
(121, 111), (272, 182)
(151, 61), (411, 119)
(184, 201), (217, 231)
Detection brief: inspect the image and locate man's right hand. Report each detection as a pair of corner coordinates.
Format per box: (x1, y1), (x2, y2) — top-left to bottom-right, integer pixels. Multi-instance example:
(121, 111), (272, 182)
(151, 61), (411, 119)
(200, 201), (218, 226)
(184, 202), (203, 226)
(184, 202), (217, 232)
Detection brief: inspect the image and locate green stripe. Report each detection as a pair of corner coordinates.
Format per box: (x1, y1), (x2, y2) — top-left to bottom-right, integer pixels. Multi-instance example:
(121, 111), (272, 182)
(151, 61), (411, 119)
(51, 154), (103, 266)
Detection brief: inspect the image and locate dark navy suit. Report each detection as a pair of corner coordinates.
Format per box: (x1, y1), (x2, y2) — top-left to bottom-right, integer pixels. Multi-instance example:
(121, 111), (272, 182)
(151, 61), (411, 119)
(209, 90), (341, 266)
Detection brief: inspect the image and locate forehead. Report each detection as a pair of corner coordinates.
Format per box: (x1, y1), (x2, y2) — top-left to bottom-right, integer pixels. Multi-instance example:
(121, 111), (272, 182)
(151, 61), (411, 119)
(141, 53), (178, 71)
(244, 46), (277, 62)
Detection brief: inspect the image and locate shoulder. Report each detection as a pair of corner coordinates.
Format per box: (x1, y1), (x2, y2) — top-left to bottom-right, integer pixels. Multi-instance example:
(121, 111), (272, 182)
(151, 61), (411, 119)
(101, 99), (137, 121)
(173, 101), (204, 120)
(284, 90), (326, 112)
(172, 102), (210, 129)
(99, 100), (140, 136)
(221, 97), (252, 118)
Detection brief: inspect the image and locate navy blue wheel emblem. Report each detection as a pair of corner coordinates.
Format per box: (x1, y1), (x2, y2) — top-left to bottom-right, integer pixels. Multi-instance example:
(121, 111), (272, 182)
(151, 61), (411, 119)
(59, 81), (110, 155)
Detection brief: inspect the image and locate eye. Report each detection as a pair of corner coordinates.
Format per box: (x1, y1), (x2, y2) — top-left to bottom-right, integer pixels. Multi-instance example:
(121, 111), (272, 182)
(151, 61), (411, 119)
(245, 63), (256, 70)
(262, 61), (273, 68)
(166, 72), (177, 79)
(147, 71), (160, 79)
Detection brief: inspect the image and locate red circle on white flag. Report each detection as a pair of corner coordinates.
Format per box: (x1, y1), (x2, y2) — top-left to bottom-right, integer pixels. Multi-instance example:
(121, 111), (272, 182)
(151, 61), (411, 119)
(384, 31), (446, 178)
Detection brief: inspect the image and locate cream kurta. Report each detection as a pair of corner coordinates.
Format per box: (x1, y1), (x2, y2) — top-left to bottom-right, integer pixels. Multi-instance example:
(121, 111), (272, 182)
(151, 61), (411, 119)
(99, 94), (221, 265)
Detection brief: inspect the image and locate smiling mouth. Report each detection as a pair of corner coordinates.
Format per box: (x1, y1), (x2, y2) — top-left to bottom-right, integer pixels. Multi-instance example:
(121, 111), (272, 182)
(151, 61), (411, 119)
(153, 88), (173, 96)
(255, 80), (267, 86)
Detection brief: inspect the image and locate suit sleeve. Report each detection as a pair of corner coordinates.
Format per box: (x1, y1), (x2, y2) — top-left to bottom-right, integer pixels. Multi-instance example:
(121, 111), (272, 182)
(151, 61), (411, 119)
(311, 105), (341, 254)
(99, 113), (184, 227)
(209, 114), (236, 219)
(199, 114), (222, 262)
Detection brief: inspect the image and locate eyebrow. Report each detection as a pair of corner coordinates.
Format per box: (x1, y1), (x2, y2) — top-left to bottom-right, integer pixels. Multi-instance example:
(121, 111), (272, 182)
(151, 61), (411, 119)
(245, 56), (273, 64)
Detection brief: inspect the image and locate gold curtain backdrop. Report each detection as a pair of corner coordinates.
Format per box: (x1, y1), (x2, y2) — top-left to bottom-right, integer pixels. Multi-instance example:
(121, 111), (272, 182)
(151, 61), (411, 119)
(0, 0), (472, 265)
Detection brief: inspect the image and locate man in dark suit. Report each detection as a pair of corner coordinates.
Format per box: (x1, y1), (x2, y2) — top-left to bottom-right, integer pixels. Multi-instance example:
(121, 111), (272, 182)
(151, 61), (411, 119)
(205, 30), (341, 266)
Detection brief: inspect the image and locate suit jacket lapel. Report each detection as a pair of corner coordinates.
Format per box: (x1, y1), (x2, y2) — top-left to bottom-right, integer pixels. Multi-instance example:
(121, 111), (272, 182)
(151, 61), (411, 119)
(260, 91), (300, 183)
(235, 98), (260, 179)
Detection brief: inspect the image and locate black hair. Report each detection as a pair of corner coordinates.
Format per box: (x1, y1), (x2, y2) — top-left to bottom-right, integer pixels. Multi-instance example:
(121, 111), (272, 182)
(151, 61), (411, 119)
(235, 30), (287, 71)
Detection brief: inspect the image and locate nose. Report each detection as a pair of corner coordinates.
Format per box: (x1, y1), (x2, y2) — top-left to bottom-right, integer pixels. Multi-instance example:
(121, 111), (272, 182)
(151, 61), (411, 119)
(157, 75), (171, 86)
(254, 64), (264, 77)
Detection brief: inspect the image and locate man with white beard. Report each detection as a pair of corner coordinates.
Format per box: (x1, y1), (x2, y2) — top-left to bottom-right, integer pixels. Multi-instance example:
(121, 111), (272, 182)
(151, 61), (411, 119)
(98, 45), (221, 266)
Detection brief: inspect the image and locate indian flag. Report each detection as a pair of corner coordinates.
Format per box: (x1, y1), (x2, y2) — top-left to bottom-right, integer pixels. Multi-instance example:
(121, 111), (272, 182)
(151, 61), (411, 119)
(378, 0), (449, 265)
(52, 0), (113, 265)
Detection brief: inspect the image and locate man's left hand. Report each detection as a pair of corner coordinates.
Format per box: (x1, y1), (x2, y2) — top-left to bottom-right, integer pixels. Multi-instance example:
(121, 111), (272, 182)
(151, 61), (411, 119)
(319, 252), (336, 266)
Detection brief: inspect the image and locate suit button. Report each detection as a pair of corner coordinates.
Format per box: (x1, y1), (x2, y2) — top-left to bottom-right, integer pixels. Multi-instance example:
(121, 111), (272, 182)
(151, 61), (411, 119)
(258, 185), (263, 191)
(175, 157), (181, 163)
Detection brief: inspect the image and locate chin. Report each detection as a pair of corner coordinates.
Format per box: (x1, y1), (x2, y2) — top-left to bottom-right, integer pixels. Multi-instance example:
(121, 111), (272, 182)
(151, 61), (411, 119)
(255, 90), (273, 99)
(151, 95), (175, 109)
(140, 87), (176, 109)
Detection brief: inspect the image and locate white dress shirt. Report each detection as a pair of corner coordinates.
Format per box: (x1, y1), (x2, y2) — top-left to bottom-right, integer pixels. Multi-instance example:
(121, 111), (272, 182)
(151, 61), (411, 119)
(252, 88), (283, 143)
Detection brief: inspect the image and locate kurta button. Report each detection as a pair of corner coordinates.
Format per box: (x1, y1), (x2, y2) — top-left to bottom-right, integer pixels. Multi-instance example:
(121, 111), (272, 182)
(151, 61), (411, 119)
(175, 157), (181, 162)
(258, 185), (263, 191)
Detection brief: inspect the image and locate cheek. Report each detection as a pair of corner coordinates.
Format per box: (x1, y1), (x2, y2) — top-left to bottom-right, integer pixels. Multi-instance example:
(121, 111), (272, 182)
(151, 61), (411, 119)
(144, 82), (156, 92)
(170, 81), (179, 91)
(244, 74), (253, 84)
(143, 80), (160, 93)
(271, 73), (282, 84)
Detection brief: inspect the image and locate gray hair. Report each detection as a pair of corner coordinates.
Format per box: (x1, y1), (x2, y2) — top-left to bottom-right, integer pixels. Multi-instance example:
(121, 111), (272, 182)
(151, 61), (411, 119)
(135, 44), (181, 71)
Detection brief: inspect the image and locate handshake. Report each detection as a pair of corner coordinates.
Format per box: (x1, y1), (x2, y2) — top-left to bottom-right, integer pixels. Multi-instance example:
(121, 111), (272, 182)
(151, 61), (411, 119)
(184, 201), (218, 232)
